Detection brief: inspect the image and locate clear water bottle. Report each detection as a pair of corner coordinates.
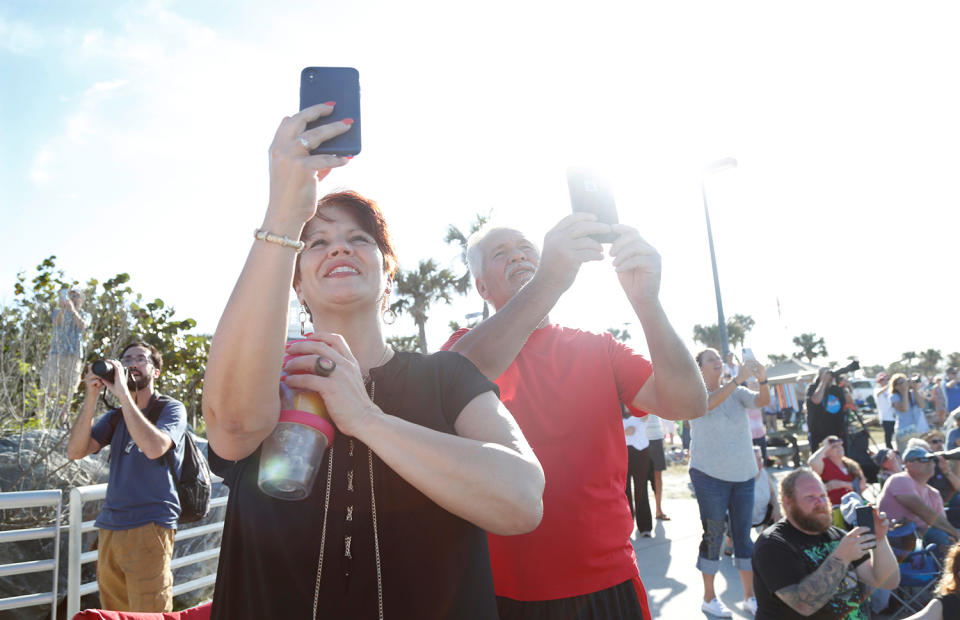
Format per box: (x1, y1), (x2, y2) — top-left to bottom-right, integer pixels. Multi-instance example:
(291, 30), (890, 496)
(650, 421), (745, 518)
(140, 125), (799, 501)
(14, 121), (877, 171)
(257, 344), (336, 500)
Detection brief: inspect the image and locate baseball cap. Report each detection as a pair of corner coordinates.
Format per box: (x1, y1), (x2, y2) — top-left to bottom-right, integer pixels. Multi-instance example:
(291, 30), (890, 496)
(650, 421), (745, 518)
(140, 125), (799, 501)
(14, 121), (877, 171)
(903, 447), (933, 463)
(877, 373), (890, 383)
(872, 448), (891, 467)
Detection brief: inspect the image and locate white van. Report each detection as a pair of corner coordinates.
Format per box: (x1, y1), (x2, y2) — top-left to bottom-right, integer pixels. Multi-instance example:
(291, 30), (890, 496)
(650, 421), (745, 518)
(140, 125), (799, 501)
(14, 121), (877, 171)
(850, 378), (878, 409)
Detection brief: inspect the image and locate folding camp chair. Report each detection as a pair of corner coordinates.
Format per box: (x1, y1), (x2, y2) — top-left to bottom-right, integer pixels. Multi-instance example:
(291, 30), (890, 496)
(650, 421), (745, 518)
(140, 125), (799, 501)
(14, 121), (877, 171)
(887, 543), (942, 619)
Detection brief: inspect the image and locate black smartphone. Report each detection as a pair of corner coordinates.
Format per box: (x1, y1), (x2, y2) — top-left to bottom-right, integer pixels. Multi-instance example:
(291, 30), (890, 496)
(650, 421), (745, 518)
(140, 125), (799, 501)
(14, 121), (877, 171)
(855, 505), (876, 549)
(299, 67), (361, 156)
(566, 167), (618, 243)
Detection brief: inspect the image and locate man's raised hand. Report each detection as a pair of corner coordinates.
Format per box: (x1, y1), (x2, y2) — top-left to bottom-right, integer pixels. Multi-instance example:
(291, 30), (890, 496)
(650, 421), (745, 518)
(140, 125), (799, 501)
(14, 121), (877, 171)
(609, 224), (662, 306)
(535, 213), (609, 293)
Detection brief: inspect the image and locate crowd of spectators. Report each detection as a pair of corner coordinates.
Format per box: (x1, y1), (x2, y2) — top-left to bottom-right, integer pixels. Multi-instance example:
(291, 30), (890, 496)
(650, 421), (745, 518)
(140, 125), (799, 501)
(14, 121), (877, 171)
(623, 359), (960, 617)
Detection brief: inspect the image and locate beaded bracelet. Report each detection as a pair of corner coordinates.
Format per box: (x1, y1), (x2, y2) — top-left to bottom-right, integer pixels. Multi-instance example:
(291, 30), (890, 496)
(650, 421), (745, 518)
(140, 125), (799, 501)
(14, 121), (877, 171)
(254, 228), (305, 253)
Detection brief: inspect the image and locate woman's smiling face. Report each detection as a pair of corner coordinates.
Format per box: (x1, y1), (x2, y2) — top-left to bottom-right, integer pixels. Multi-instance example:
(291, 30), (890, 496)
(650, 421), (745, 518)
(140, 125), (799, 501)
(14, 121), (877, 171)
(698, 349), (724, 383)
(295, 204), (389, 313)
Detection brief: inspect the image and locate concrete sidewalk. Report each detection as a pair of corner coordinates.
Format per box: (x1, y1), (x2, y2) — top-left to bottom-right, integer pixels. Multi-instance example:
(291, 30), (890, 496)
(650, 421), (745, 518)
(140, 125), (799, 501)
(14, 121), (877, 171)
(634, 496), (755, 618)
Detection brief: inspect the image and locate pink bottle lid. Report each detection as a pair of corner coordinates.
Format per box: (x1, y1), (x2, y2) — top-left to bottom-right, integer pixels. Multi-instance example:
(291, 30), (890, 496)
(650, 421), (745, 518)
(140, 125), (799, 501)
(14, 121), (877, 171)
(278, 410), (336, 444)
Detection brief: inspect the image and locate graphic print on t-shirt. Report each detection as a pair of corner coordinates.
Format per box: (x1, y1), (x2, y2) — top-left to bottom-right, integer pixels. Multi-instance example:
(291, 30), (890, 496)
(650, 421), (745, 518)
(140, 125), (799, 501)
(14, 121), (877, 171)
(825, 393), (843, 414)
(802, 540), (866, 619)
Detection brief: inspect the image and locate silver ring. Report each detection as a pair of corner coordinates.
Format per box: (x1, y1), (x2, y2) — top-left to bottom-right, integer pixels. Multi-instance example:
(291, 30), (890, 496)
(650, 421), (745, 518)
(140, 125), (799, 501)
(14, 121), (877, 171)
(314, 356), (336, 377)
(297, 135), (311, 151)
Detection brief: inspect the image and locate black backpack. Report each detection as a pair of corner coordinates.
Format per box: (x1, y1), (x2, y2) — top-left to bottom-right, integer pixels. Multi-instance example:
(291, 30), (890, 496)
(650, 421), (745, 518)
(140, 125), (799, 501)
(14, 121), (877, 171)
(106, 394), (212, 524)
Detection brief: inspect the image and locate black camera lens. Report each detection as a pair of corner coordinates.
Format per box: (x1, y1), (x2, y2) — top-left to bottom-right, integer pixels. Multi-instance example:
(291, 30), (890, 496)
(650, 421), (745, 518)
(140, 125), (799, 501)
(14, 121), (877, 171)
(91, 359), (138, 391)
(91, 359), (115, 383)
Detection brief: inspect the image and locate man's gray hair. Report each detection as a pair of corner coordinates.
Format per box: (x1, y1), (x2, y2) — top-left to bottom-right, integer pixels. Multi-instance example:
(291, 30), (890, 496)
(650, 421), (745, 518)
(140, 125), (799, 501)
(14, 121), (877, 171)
(464, 224), (525, 281)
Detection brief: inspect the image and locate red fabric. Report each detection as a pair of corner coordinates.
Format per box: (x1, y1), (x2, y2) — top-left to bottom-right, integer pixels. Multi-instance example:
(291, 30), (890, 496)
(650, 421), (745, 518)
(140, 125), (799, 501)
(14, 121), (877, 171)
(442, 325), (653, 600)
(632, 574), (652, 620)
(72, 603), (211, 620)
(821, 458), (854, 506)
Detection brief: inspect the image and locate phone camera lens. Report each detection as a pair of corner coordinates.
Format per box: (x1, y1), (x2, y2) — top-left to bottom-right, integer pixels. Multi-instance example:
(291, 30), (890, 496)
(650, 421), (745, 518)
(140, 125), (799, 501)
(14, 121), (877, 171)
(307, 71), (316, 81)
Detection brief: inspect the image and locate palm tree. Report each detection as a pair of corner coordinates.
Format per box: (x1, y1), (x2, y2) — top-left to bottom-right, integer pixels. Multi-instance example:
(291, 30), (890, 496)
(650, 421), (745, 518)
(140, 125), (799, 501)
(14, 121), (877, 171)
(692, 324), (722, 351)
(901, 351), (918, 374)
(727, 314), (755, 349)
(792, 333), (828, 363)
(389, 259), (460, 353)
(767, 353), (790, 365)
(693, 314), (755, 352)
(386, 335), (419, 352)
(917, 349), (942, 377)
(445, 212), (491, 318)
(606, 327), (631, 343)
(949, 352), (960, 370)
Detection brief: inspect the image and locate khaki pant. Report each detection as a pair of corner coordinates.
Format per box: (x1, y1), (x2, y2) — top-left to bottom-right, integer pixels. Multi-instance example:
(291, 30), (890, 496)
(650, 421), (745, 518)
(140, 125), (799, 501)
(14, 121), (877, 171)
(97, 523), (175, 612)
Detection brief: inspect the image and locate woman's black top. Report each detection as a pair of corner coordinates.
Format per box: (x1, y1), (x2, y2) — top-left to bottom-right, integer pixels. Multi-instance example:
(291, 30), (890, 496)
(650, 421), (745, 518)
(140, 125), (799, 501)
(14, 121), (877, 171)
(937, 592), (960, 617)
(208, 351), (500, 619)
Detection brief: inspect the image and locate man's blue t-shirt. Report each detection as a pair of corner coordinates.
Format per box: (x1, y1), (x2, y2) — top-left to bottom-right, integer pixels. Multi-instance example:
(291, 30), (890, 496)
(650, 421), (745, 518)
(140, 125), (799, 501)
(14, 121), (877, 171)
(90, 395), (187, 530)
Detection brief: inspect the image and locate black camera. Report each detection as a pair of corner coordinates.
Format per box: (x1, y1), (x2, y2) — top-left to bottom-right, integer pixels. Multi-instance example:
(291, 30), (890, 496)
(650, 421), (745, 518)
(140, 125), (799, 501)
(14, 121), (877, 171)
(91, 359), (137, 391)
(932, 447), (960, 461)
(830, 360), (860, 378)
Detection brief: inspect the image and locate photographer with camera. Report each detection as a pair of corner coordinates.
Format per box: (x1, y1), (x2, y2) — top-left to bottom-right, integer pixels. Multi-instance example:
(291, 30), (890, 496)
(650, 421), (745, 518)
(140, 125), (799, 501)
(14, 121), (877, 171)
(878, 443), (959, 559)
(806, 365), (856, 451)
(889, 373), (930, 451)
(66, 342), (187, 612)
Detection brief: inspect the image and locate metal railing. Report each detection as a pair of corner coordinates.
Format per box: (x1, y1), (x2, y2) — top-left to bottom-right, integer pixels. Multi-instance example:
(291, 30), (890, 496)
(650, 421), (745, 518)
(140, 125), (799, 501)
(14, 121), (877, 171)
(0, 489), (62, 617)
(66, 478), (226, 617)
(1, 479), (226, 618)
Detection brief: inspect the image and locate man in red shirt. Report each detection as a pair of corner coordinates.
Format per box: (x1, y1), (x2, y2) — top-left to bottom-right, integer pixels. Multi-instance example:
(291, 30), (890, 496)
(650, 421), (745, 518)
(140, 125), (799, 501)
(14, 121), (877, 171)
(442, 213), (706, 619)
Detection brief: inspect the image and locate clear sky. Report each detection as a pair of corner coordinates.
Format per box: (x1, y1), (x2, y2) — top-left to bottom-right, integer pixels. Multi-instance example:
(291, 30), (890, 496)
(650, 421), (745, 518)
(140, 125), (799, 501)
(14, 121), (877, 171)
(2, 0), (958, 370)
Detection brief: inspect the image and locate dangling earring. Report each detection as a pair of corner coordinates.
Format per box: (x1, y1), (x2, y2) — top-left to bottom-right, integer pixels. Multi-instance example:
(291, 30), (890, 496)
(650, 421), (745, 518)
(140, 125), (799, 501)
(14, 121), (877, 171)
(381, 278), (395, 324)
(299, 302), (308, 337)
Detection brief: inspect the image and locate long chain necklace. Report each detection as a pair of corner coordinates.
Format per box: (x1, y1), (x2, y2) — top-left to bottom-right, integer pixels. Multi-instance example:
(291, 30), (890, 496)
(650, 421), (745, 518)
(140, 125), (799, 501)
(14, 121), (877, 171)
(312, 377), (384, 620)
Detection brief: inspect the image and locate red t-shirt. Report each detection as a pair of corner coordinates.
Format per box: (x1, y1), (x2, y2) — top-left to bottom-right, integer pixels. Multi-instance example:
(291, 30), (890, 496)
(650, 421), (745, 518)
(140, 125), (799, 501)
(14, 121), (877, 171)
(442, 325), (653, 601)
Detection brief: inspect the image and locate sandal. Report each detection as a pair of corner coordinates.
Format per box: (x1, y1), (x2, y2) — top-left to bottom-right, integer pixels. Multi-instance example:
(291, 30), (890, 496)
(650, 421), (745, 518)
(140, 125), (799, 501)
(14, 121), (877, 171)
(656, 513), (671, 521)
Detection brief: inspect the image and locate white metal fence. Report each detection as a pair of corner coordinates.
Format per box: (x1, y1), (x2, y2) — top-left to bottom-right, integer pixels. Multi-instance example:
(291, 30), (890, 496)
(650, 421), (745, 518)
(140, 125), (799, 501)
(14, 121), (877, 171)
(1, 478), (226, 618)
(0, 489), (62, 617)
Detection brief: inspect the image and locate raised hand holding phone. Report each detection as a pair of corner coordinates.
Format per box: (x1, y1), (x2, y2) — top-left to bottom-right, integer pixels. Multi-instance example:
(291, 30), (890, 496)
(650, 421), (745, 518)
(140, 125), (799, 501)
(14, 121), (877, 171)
(299, 67), (361, 156)
(567, 167), (618, 243)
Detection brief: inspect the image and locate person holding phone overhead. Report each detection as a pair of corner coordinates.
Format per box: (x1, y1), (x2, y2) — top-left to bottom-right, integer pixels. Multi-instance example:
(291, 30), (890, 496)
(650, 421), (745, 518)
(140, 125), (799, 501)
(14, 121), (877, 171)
(202, 100), (544, 620)
(690, 348), (770, 617)
(442, 202), (707, 619)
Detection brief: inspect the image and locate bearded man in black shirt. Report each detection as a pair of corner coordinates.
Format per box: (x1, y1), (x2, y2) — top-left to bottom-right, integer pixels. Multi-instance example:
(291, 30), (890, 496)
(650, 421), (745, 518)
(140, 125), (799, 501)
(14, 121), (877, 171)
(752, 469), (899, 618)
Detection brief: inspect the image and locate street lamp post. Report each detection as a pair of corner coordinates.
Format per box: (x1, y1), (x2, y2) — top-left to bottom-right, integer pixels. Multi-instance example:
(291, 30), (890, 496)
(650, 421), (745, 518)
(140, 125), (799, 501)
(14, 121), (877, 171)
(702, 157), (738, 358)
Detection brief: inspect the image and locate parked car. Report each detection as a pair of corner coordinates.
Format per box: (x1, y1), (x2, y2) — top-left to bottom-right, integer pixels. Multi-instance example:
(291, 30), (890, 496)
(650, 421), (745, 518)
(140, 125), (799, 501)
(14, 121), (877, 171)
(850, 378), (877, 410)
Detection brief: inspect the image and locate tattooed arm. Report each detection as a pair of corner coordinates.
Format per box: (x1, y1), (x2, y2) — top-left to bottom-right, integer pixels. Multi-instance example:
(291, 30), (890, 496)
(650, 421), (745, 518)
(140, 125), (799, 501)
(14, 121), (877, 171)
(775, 527), (874, 615)
(775, 554), (850, 615)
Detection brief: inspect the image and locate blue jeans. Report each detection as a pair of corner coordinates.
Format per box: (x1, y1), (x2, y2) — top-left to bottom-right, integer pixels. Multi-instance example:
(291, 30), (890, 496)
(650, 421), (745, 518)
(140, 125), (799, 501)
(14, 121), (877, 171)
(924, 525), (954, 559)
(690, 467), (755, 573)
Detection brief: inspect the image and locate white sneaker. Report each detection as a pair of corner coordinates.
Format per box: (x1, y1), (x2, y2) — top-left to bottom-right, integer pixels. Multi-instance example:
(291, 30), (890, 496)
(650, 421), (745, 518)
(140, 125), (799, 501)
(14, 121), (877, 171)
(744, 596), (758, 615)
(701, 598), (733, 618)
